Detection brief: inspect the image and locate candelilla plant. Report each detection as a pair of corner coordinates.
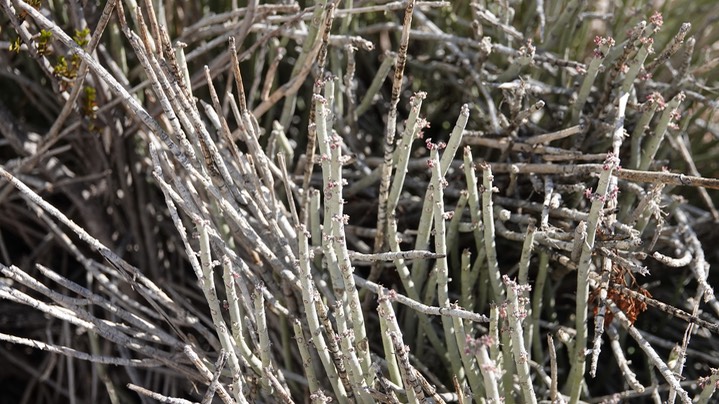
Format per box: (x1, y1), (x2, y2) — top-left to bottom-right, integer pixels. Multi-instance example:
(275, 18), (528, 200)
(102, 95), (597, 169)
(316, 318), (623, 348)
(2, 0), (719, 403)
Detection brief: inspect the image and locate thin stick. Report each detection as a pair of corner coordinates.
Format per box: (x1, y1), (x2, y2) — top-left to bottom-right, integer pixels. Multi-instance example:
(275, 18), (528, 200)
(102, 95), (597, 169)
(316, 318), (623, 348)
(504, 276), (537, 404)
(567, 153), (619, 403)
(524, 125), (583, 145)
(547, 334), (565, 404)
(608, 282), (719, 334)
(0, 330), (160, 367)
(480, 162), (505, 302)
(354, 275), (489, 323)
(373, 0), (415, 269)
(429, 147), (464, 380)
(610, 303), (692, 404)
(348, 250), (444, 262)
(127, 384), (195, 404)
(296, 224), (348, 401)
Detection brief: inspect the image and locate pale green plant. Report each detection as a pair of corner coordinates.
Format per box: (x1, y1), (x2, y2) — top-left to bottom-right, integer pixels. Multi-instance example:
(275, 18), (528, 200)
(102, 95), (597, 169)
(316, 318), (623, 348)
(1, 0), (719, 403)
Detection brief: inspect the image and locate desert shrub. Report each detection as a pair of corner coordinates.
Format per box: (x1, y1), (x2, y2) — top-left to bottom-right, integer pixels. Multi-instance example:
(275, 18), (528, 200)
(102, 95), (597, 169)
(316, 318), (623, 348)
(1, 0), (719, 403)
